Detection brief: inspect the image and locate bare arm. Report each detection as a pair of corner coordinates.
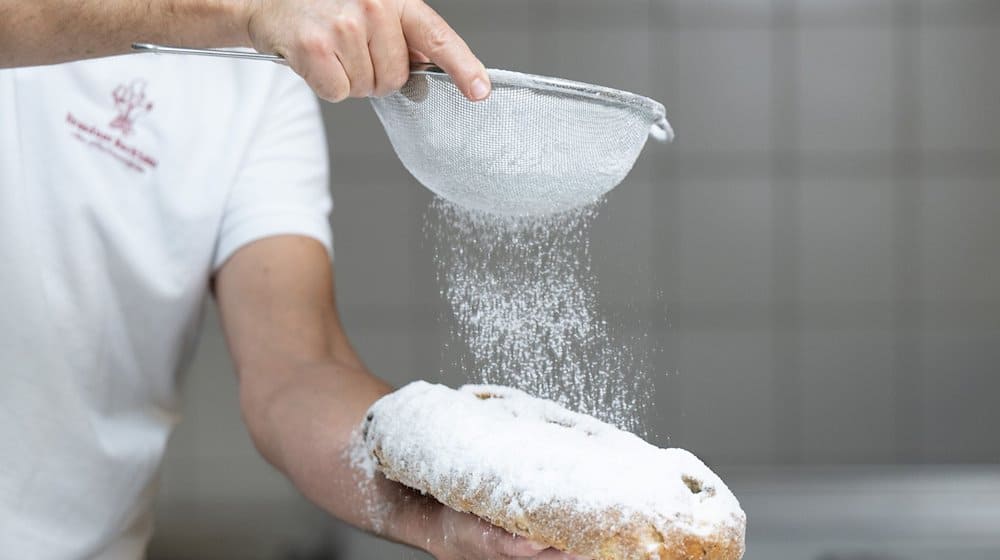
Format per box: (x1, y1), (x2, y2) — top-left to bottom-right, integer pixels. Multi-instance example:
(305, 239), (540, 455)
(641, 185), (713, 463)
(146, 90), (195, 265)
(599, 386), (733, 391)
(0, 0), (491, 101)
(215, 236), (574, 559)
(0, 1), (250, 67)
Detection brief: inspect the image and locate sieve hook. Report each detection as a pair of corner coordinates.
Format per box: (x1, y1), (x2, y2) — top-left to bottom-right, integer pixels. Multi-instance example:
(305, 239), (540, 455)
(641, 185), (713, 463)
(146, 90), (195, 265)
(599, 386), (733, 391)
(650, 115), (674, 143)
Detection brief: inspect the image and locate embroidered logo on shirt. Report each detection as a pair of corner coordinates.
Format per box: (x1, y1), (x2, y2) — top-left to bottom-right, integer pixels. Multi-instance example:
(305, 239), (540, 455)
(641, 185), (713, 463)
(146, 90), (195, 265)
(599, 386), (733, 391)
(109, 80), (154, 136)
(65, 79), (159, 173)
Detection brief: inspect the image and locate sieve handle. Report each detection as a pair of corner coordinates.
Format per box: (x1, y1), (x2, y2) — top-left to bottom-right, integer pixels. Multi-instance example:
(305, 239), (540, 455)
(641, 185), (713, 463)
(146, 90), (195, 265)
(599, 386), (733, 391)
(132, 43), (288, 64)
(131, 44), (449, 75)
(409, 62), (447, 76)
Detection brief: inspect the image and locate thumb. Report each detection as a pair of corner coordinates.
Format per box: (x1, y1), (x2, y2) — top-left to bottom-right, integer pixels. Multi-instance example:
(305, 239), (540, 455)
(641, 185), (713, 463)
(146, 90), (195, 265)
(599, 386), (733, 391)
(400, 0), (491, 101)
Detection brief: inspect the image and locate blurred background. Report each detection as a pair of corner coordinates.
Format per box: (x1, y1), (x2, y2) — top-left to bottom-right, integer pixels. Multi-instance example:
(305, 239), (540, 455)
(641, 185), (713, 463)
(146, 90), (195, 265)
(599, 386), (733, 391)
(150, 1), (1000, 559)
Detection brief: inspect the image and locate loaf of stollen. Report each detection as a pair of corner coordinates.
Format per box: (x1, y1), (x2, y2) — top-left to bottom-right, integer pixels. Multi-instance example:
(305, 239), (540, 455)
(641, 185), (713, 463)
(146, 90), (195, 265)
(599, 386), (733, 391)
(362, 382), (746, 560)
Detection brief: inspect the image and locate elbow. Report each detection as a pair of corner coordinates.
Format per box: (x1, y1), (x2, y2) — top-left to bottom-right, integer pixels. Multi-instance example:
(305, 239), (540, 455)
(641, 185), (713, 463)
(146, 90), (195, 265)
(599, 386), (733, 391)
(236, 364), (295, 471)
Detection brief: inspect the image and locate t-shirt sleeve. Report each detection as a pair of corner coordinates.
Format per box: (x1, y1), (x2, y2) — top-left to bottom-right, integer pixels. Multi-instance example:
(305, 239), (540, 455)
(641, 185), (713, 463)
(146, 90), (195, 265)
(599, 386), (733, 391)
(212, 68), (332, 271)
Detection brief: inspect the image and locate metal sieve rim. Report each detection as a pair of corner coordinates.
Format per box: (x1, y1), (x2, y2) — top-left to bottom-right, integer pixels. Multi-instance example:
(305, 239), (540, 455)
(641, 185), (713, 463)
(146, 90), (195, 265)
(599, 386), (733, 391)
(410, 63), (674, 142)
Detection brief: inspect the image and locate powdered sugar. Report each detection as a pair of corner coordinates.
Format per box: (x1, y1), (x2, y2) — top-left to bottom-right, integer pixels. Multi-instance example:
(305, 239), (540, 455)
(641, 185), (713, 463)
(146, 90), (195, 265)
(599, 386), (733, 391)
(427, 199), (653, 435)
(364, 381), (745, 541)
(347, 427), (377, 480)
(344, 427), (390, 532)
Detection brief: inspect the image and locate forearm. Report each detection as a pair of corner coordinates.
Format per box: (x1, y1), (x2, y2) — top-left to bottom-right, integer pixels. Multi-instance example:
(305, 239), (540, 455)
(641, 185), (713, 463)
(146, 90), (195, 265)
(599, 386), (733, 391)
(0, 0), (251, 68)
(238, 358), (442, 553)
(215, 238), (548, 559)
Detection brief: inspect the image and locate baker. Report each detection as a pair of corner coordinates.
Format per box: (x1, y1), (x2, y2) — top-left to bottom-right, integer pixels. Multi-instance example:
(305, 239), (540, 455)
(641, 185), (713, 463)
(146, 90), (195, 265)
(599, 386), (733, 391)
(0, 1), (583, 558)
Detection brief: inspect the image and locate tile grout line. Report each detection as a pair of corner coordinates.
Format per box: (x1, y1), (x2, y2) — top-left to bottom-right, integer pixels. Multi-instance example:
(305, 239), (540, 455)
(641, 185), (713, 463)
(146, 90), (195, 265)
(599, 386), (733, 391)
(648, 0), (684, 447)
(770, 0), (803, 465)
(890, 0), (925, 463)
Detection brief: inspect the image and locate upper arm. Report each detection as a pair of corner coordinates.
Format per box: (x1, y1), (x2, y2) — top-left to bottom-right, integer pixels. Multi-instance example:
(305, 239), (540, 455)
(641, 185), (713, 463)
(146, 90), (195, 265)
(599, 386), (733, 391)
(212, 67), (331, 272)
(212, 68), (338, 377)
(214, 235), (363, 386)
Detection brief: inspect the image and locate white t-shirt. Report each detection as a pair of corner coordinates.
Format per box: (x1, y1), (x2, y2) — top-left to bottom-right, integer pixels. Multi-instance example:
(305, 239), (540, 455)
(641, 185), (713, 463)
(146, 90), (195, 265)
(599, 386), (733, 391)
(0, 54), (332, 558)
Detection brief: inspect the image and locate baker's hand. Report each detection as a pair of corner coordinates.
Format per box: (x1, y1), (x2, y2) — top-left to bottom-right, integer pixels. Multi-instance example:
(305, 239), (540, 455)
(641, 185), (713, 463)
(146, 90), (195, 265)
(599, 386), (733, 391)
(430, 507), (589, 560)
(246, 0), (491, 102)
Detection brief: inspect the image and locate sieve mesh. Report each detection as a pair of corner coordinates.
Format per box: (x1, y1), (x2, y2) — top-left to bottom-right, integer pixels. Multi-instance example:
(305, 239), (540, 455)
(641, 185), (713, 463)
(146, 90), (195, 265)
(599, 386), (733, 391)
(370, 66), (673, 216)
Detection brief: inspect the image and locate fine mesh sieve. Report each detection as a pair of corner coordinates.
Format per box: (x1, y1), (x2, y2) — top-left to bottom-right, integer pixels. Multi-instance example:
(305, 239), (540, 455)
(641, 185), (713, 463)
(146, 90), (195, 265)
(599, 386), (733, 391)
(129, 45), (673, 216)
(371, 64), (673, 216)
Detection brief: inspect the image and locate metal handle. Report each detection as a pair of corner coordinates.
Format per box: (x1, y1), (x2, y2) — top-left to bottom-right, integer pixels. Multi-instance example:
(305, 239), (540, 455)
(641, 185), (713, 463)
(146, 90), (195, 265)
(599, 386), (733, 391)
(132, 43), (287, 65)
(131, 44), (451, 77)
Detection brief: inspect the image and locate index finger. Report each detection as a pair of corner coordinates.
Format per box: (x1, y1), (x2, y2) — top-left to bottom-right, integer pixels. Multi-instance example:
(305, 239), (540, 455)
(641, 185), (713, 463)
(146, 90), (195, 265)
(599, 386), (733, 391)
(400, 0), (491, 101)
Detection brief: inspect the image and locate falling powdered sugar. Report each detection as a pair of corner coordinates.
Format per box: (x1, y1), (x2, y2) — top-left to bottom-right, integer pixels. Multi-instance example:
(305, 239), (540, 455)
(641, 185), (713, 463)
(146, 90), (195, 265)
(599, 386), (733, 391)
(427, 198), (653, 435)
(345, 427), (392, 532)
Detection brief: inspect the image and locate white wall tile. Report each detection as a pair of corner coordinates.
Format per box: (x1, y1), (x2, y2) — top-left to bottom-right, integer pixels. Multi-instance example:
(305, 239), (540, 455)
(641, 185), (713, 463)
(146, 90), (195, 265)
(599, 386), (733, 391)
(798, 177), (895, 303)
(677, 178), (774, 304)
(920, 176), (1000, 302)
(797, 27), (896, 154)
(669, 28), (773, 154)
(674, 331), (777, 464)
(920, 26), (1000, 152)
(799, 330), (896, 463)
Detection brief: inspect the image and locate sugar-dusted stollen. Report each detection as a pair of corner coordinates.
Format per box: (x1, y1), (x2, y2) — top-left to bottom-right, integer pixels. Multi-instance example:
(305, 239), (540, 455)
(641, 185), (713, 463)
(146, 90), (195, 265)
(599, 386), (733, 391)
(362, 381), (746, 560)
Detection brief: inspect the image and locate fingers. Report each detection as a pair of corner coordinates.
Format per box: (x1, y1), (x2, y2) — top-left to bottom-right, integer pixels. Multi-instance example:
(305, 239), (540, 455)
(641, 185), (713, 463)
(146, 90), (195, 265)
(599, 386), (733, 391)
(251, 0), (487, 102)
(450, 511), (567, 558)
(441, 510), (526, 558)
(364, 0), (410, 96)
(331, 7), (376, 97)
(264, 3), (378, 101)
(483, 527), (547, 558)
(536, 549), (591, 560)
(400, 0), (491, 101)
(504, 535), (591, 560)
(438, 507), (593, 560)
(292, 34), (352, 102)
(409, 48), (431, 64)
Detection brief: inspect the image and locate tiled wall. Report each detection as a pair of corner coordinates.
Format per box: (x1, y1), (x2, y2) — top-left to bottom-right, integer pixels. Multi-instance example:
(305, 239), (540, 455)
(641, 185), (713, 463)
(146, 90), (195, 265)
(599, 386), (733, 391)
(154, 1), (1000, 558)
(328, 0), (1000, 467)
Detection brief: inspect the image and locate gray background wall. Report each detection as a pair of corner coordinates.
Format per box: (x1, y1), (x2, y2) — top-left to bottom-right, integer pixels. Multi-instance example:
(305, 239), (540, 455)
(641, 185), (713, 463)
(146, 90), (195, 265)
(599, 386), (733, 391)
(151, 1), (1000, 558)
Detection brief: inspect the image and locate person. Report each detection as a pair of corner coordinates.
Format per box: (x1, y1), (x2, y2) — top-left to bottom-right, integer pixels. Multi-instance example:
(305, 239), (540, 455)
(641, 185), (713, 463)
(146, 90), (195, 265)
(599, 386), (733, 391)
(0, 1), (582, 558)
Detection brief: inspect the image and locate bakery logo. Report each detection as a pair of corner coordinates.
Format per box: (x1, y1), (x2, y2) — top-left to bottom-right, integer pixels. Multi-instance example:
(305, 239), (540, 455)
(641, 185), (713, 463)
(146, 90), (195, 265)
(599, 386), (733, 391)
(109, 80), (154, 136)
(65, 79), (158, 173)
